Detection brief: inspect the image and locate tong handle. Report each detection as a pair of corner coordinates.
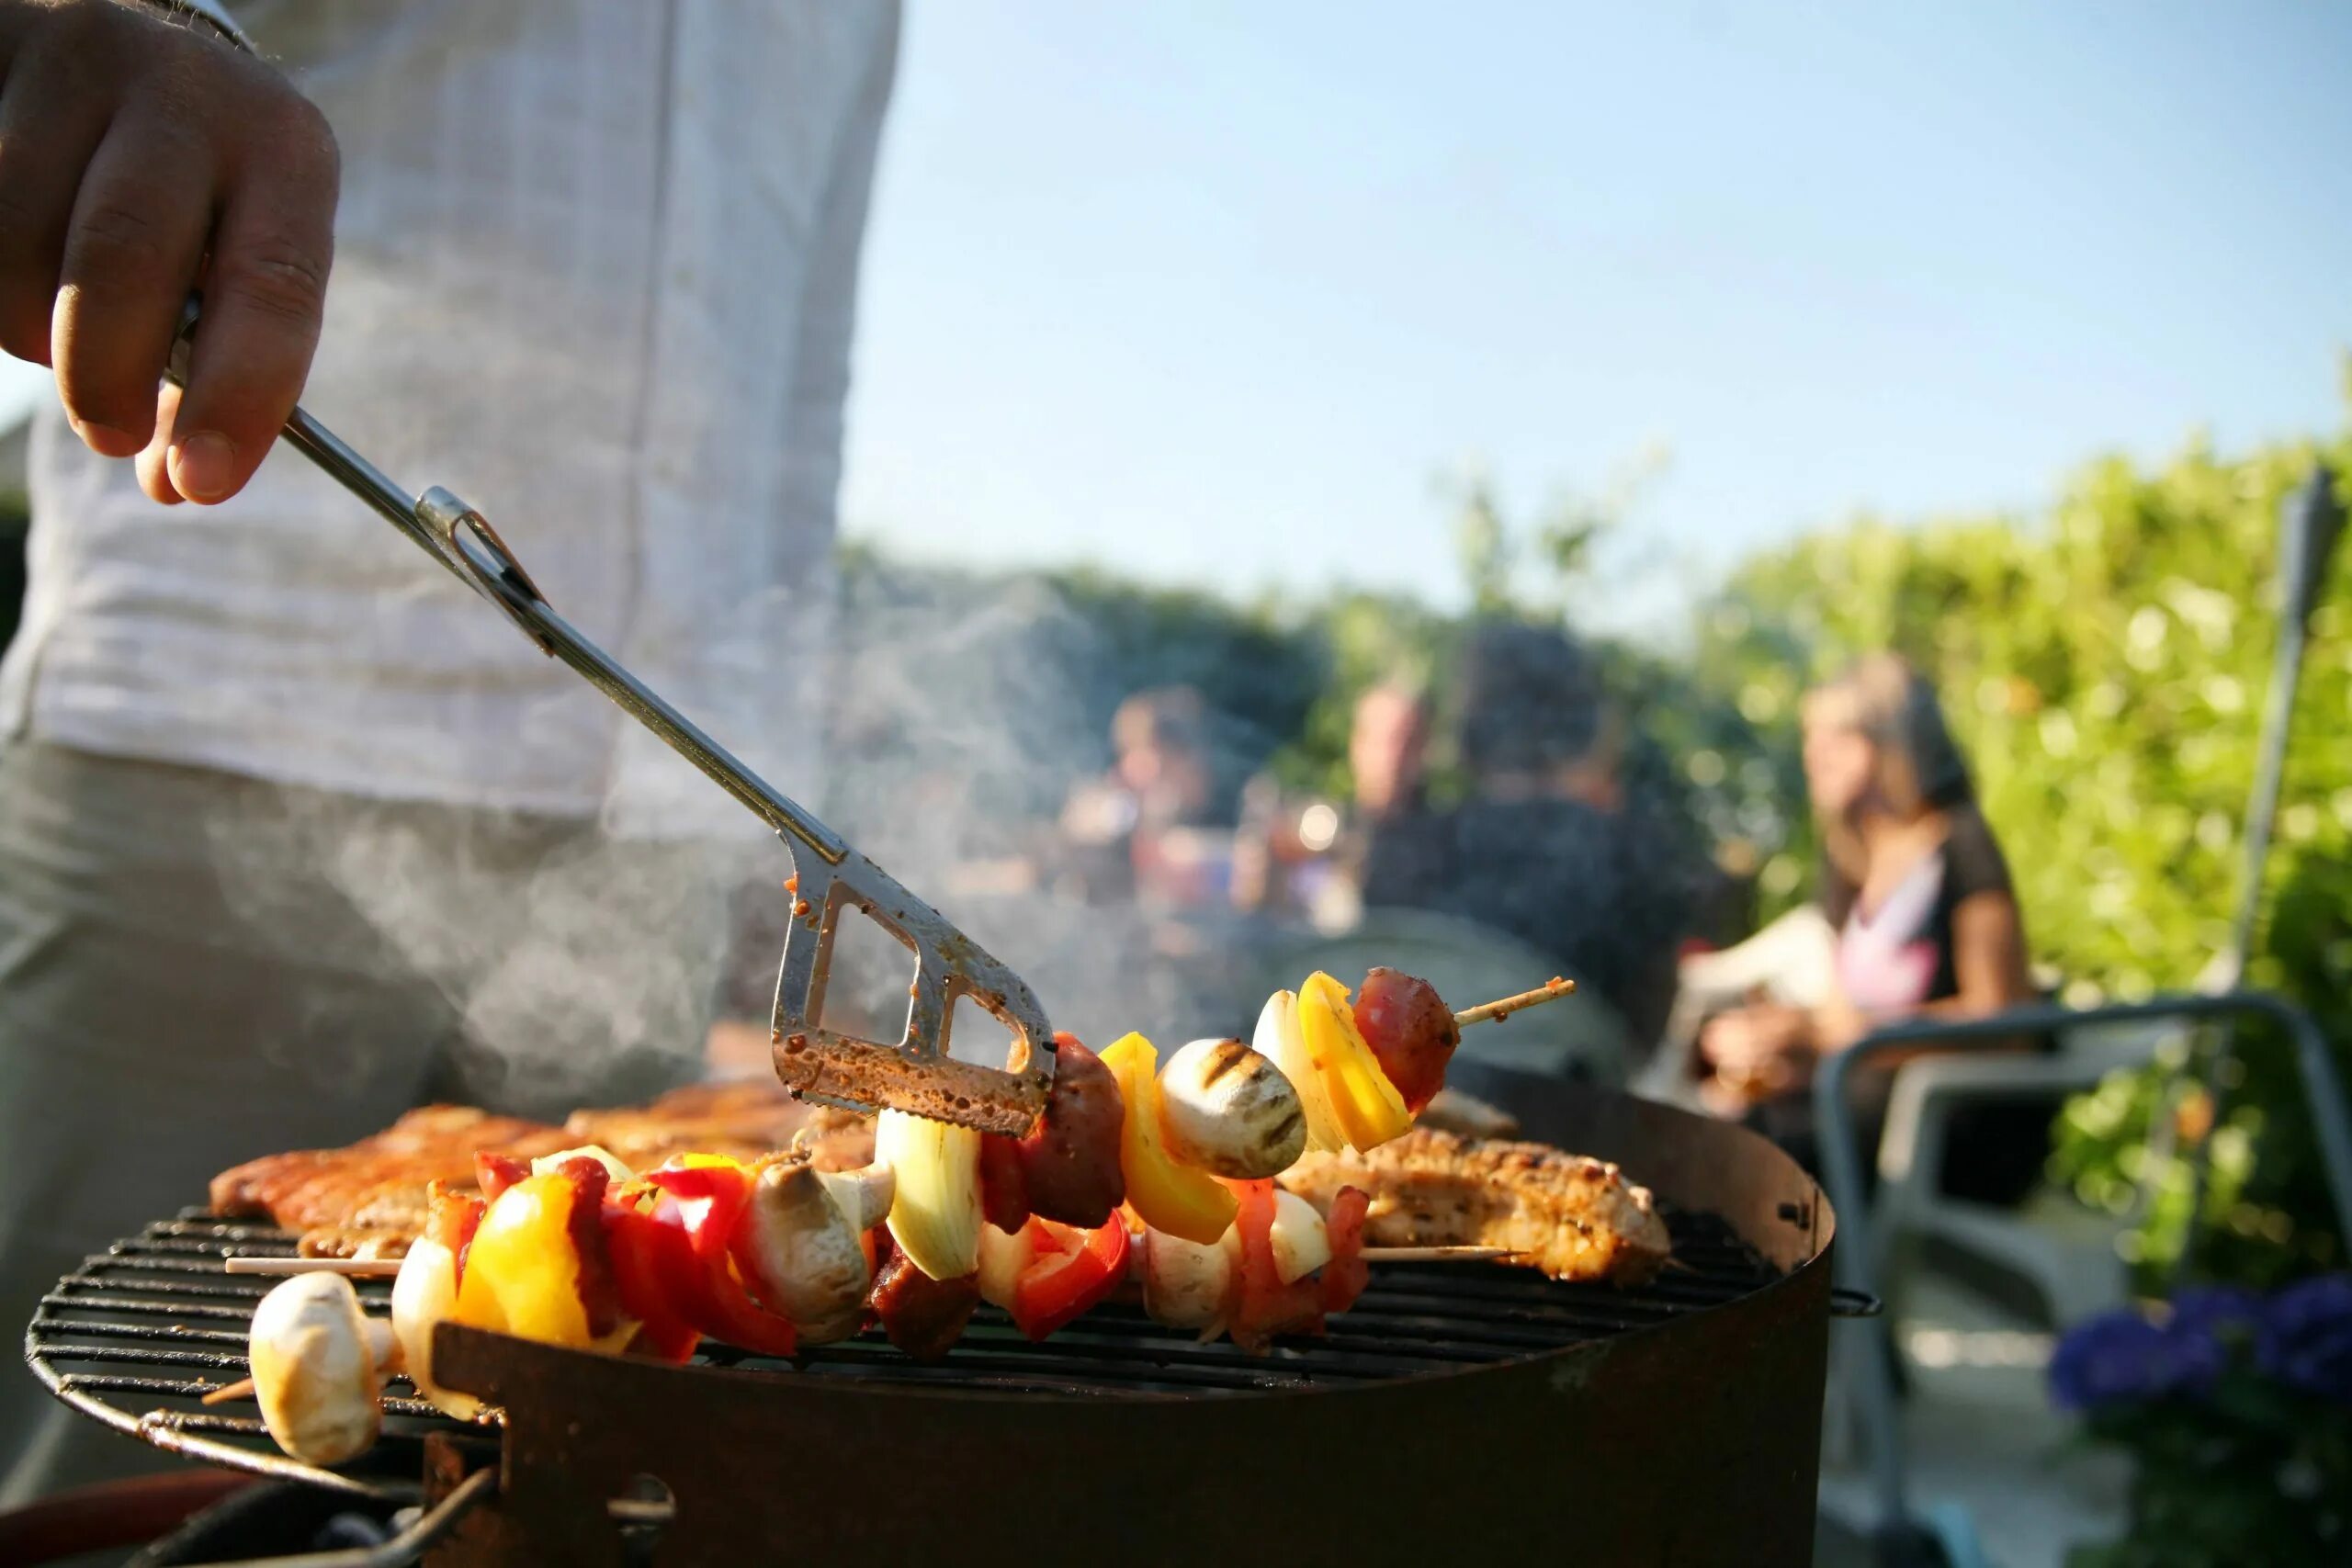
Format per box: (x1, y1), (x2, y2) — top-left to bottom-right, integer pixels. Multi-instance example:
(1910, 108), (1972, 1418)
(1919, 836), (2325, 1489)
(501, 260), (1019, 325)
(164, 297), (847, 864)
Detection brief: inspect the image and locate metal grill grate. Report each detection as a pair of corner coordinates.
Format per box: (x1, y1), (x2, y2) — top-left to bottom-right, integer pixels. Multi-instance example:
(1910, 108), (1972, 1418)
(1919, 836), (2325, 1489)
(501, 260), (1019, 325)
(27, 1207), (1777, 1499)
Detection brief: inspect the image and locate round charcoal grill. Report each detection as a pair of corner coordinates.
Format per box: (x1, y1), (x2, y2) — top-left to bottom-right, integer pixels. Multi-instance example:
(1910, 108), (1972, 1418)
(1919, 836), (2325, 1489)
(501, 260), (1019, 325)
(24, 1080), (1843, 1567)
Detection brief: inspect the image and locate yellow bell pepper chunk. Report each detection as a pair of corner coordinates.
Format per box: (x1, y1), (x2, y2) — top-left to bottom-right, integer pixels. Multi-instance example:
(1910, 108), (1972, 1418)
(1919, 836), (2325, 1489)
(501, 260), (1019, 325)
(1298, 972), (1413, 1152)
(1099, 1032), (1239, 1245)
(651, 1152), (745, 1174)
(452, 1173), (594, 1348)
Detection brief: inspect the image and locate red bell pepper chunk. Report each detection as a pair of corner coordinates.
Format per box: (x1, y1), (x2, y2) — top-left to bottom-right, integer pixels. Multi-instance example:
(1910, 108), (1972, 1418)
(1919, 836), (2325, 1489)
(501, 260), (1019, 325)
(1227, 1179), (1324, 1352)
(424, 1182), (486, 1287)
(546, 1156), (626, 1339)
(1320, 1186), (1372, 1315)
(643, 1163), (798, 1359)
(475, 1151), (530, 1202)
(644, 1162), (753, 1265)
(1008, 1217), (1130, 1341)
(601, 1201), (701, 1363)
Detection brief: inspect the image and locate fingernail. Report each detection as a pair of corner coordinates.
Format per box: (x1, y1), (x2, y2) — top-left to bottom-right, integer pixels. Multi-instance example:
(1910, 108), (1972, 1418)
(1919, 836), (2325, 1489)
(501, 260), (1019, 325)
(172, 433), (239, 502)
(76, 421), (141, 458)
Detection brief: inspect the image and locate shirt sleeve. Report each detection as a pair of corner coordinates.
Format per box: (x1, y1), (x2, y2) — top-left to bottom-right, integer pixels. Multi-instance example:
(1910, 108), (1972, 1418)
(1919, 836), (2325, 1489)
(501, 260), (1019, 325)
(1941, 805), (2016, 904)
(773, 1), (899, 555)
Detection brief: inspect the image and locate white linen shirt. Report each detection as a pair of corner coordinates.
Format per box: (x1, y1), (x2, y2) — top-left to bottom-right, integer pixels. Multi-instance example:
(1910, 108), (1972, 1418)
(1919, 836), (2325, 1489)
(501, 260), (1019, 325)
(0, 0), (899, 837)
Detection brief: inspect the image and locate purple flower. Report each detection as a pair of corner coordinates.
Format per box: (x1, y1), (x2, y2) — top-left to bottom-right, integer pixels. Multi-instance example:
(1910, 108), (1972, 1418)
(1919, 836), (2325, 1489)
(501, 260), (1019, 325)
(2169, 1285), (2264, 1339)
(2050, 1290), (2259, 1413)
(2259, 1273), (2352, 1405)
(2051, 1311), (2188, 1411)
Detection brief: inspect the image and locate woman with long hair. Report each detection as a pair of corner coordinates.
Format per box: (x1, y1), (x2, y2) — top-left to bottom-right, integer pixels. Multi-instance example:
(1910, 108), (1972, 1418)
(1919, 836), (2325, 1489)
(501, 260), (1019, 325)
(1700, 654), (2043, 1196)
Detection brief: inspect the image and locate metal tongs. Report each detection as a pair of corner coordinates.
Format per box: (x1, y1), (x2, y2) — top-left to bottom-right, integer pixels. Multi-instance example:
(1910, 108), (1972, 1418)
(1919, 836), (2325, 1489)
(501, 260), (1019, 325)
(166, 300), (1055, 1135)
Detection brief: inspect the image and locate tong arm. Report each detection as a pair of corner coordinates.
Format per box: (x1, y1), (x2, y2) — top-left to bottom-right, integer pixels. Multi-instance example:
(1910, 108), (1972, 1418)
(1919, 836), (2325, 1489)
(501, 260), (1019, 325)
(164, 299), (845, 863)
(162, 299), (1057, 1130)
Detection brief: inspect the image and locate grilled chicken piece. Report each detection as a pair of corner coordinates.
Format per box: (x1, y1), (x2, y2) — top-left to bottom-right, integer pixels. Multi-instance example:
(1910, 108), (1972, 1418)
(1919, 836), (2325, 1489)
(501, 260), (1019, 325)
(210, 1107), (570, 1229)
(1276, 1128), (1671, 1284)
(297, 1226), (414, 1261)
(212, 1084), (876, 1256)
(564, 1082), (865, 1173)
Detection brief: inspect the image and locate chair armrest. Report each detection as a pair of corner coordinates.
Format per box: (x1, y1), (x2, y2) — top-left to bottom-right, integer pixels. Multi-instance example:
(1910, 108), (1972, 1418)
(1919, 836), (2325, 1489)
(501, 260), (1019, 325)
(1874, 1052), (2134, 1190)
(1807, 990), (2352, 1540)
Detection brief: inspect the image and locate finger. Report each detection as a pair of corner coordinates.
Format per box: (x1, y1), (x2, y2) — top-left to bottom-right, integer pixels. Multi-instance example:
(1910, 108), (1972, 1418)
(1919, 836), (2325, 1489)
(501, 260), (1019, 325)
(52, 103), (218, 456)
(0, 37), (115, 366)
(135, 380), (184, 505)
(168, 101), (335, 504)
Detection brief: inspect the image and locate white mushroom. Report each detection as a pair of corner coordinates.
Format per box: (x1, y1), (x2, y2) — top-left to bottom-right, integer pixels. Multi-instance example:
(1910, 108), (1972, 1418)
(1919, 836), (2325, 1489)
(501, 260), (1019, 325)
(1141, 1225), (1232, 1330)
(741, 1160), (892, 1344)
(817, 1164), (897, 1235)
(1158, 1037), (1308, 1179)
(249, 1273), (394, 1465)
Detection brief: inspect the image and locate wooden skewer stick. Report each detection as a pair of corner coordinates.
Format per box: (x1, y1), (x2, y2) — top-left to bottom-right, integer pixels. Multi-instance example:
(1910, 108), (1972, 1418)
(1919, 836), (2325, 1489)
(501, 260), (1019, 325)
(200, 1377), (256, 1406)
(1361, 1245), (1524, 1264)
(224, 1256), (402, 1277)
(1453, 976), (1576, 1030)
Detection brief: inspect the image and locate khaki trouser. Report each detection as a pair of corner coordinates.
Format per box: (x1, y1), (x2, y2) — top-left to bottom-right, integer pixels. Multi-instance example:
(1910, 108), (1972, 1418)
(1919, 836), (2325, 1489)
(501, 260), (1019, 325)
(0, 740), (737, 1507)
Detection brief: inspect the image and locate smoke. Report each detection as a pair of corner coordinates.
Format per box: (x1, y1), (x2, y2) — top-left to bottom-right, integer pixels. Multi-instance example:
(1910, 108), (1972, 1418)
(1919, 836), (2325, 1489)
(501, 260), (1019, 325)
(199, 776), (738, 1124)
(811, 562), (1203, 1052)
(191, 551), (1259, 1126)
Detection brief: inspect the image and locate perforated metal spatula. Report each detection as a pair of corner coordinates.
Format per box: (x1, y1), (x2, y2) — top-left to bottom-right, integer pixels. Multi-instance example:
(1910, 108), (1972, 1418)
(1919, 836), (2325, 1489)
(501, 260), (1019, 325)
(165, 300), (1055, 1134)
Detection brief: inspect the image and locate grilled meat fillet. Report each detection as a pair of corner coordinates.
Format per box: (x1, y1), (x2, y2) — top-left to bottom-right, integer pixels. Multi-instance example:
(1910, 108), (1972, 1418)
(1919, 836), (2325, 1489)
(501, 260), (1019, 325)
(564, 1083), (870, 1174)
(210, 1107), (571, 1235)
(1277, 1127), (1671, 1284)
(213, 1082), (868, 1257)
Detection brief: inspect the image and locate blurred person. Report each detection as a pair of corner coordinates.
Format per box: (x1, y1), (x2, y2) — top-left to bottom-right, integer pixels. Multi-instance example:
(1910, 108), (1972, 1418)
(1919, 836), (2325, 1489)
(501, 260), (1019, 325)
(1349, 678), (1430, 823)
(1057, 686), (1227, 906)
(1232, 678), (1428, 922)
(1359, 623), (1705, 1048)
(0, 0), (897, 1504)
(1696, 654), (2045, 1199)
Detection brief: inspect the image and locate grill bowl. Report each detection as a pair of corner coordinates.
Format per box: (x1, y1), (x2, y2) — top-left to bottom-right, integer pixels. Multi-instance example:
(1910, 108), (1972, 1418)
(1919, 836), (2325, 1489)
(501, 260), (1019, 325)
(28, 1077), (1834, 1566)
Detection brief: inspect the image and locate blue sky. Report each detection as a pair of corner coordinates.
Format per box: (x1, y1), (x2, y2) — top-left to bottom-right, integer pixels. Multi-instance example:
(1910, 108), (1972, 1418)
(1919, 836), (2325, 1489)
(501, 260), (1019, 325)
(8, 1), (2347, 631)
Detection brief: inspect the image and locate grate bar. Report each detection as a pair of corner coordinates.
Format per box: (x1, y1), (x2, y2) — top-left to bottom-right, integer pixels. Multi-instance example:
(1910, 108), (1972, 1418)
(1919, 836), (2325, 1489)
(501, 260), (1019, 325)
(40, 1292), (257, 1322)
(33, 1320), (251, 1350)
(36, 1342), (249, 1370)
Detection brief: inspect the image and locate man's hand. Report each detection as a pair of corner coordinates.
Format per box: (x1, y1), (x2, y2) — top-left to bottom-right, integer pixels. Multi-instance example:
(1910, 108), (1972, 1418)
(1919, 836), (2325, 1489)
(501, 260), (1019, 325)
(0, 0), (337, 503)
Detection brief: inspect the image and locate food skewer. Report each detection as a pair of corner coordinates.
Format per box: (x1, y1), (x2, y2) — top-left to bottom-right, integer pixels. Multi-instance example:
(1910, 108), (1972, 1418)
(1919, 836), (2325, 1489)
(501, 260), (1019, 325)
(222, 974), (1573, 1292)
(209, 966), (1600, 1462)
(197, 1236), (1529, 1413)
(223, 1242), (1524, 1281)
(1451, 976), (1576, 1030)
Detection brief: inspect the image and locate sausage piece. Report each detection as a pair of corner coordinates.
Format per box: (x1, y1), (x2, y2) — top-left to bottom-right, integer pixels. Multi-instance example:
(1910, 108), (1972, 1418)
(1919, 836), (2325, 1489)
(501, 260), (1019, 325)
(1352, 967), (1460, 1115)
(865, 1248), (981, 1361)
(983, 1033), (1125, 1229)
